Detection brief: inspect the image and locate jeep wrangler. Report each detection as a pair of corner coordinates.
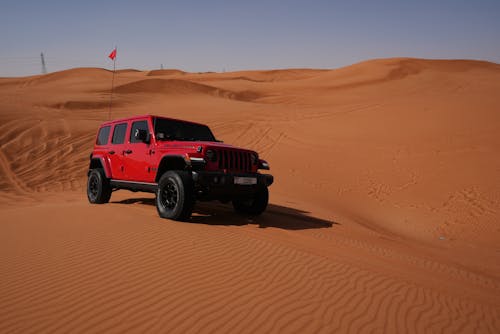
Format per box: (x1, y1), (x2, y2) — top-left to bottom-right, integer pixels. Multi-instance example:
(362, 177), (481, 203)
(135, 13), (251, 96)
(87, 115), (273, 221)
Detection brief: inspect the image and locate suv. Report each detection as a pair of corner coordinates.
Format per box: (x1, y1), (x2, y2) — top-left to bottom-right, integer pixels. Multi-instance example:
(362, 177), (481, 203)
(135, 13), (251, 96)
(87, 115), (273, 221)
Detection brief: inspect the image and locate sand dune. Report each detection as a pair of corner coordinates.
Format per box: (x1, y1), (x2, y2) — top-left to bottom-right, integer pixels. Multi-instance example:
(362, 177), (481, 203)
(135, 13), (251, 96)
(21, 67), (114, 87)
(115, 69), (143, 74)
(113, 78), (261, 102)
(0, 58), (499, 333)
(147, 69), (187, 76)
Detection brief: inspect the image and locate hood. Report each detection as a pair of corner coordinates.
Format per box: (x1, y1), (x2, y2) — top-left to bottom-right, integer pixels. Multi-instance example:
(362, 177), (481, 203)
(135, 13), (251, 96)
(157, 140), (257, 155)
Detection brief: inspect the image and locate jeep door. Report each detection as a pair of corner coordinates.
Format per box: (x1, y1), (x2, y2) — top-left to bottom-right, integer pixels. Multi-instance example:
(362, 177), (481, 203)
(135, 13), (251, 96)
(122, 118), (155, 183)
(108, 122), (128, 179)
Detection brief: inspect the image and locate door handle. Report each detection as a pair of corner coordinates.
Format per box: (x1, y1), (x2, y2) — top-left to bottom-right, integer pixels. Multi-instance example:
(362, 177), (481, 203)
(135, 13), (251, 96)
(123, 149), (133, 154)
(108, 150), (115, 155)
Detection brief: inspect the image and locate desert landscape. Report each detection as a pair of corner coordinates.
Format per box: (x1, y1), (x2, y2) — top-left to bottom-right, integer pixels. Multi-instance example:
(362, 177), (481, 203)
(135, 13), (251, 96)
(1, 58), (499, 333)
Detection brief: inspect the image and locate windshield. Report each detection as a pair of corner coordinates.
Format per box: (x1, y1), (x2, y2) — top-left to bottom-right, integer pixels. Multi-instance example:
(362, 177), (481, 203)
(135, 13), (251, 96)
(153, 117), (216, 142)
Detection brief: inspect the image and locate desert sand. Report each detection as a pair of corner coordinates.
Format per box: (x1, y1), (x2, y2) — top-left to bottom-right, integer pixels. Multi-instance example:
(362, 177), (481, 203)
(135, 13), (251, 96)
(0, 58), (499, 333)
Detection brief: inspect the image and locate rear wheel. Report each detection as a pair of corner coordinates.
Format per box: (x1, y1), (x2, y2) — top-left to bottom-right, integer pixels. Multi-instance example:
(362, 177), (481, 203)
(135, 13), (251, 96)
(232, 187), (269, 215)
(87, 168), (112, 204)
(156, 171), (194, 221)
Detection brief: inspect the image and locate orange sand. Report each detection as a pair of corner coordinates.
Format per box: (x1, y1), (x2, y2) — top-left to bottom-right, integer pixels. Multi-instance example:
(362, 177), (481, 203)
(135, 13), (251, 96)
(1, 58), (499, 333)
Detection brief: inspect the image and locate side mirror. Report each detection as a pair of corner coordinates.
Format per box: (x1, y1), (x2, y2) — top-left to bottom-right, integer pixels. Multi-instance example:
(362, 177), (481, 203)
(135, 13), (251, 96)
(134, 129), (150, 143)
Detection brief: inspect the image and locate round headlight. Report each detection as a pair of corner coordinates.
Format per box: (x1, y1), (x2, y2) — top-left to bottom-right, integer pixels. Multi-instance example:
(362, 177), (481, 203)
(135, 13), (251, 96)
(206, 149), (217, 162)
(250, 153), (258, 165)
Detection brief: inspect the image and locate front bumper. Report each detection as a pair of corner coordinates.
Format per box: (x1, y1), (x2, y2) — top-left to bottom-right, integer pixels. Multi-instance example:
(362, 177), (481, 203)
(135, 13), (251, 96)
(192, 171), (273, 200)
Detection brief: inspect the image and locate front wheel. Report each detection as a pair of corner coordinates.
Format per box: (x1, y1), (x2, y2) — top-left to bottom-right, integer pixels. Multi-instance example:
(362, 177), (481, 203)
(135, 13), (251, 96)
(232, 187), (269, 215)
(87, 168), (112, 204)
(156, 171), (194, 221)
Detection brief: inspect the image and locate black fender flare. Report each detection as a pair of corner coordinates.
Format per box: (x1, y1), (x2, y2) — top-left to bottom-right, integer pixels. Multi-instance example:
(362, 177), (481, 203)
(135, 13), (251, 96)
(155, 155), (189, 182)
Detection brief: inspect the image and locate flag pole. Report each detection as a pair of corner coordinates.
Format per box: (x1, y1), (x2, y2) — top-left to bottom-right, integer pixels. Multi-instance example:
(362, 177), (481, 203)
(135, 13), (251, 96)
(108, 46), (117, 120)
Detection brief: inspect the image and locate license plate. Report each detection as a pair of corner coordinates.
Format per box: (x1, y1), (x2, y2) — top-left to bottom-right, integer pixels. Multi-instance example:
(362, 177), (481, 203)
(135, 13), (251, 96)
(234, 177), (257, 185)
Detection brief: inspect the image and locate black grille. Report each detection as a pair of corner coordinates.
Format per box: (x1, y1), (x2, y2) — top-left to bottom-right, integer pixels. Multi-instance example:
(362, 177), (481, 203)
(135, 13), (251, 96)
(217, 149), (252, 171)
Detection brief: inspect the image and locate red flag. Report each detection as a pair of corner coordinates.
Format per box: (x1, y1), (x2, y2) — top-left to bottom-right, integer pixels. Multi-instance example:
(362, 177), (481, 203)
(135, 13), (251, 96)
(108, 48), (117, 60)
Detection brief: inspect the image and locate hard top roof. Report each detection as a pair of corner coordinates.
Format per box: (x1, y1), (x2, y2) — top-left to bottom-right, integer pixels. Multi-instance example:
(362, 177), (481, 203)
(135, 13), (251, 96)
(99, 115), (207, 127)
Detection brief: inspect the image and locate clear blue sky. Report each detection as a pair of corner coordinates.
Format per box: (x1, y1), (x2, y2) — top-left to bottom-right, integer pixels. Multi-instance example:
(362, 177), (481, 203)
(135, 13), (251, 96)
(1, 0), (499, 76)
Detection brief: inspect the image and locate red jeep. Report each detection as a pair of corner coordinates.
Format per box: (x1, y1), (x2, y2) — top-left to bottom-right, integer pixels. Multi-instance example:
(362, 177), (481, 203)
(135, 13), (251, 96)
(87, 115), (273, 221)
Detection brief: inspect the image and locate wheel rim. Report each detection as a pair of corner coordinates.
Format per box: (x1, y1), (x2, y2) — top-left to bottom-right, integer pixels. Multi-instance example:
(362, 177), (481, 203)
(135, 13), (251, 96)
(243, 199), (254, 206)
(160, 179), (178, 210)
(88, 174), (99, 199)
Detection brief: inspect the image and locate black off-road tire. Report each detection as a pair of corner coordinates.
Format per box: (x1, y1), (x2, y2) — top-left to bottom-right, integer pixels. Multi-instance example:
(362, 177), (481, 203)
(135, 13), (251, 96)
(87, 168), (112, 204)
(156, 171), (195, 221)
(232, 187), (269, 215)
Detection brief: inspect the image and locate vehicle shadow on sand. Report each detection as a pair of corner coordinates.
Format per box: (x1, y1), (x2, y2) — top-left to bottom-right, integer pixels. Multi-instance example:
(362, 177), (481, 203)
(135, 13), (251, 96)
(112, 197), (336, 230)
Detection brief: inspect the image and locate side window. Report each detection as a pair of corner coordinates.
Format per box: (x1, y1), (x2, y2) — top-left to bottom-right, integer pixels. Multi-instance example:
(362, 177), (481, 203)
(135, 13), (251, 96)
(130, 120), (149, 143)
(111, 123), (128, 144)
(96, 126), (111, 145)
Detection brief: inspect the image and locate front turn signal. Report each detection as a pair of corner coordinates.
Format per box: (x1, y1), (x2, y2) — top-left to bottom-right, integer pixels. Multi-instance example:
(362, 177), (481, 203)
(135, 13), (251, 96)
(258, 159), (270, 170)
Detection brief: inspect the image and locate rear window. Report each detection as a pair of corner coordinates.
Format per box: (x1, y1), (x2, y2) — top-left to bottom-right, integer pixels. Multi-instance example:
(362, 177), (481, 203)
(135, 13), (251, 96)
(96, 126), (111, 146)
(112, 123), (128, 144)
